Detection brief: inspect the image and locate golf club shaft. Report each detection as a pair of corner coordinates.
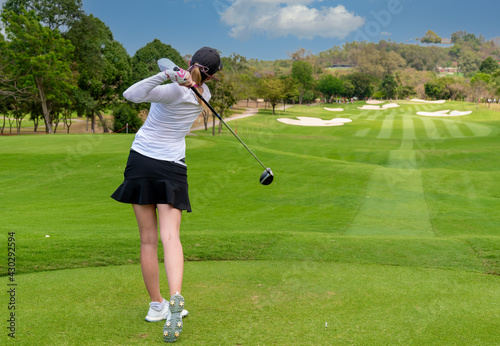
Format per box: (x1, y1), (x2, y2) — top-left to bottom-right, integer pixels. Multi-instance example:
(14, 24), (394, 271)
(190, 87), (269, 171)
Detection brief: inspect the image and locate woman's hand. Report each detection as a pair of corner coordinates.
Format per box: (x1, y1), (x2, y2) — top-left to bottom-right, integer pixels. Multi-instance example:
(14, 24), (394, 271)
(164, 68), (196, 88)
(179, 71), (196, 88)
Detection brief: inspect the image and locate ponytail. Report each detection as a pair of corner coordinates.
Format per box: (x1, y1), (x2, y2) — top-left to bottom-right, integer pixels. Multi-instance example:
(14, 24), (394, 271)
(189, 64), (205, 105)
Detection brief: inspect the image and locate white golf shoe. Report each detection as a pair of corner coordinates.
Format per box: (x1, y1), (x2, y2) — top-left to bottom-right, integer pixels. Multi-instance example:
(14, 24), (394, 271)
(163, 293), (185, 343)
(145, 299), (188, 322)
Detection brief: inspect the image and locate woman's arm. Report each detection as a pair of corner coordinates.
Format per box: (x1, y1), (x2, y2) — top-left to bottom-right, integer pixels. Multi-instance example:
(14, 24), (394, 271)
(123, 72), (182, 104)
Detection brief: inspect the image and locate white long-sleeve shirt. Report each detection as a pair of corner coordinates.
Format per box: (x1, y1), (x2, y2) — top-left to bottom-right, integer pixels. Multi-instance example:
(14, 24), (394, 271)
(123, 72), (211, 164)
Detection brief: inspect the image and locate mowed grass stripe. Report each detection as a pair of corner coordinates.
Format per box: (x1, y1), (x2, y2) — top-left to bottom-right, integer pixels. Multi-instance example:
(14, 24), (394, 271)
(443, 119), (467, 138)
(345, 166), (433, 236)
(421, 117), (442, 139)
(465, 121), (494, 137)
(347, 112), (433, 236)
(377, 113), (394, 139)
(402, 115), (418, 140)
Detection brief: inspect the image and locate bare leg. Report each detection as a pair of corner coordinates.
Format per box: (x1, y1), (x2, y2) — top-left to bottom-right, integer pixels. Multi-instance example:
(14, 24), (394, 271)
(133, 204), (163, 303)
(157, 204), (183, 296)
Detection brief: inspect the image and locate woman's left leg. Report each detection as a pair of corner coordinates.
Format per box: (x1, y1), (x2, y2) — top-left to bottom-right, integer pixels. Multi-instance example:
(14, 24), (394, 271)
(132, 204), (162, 303)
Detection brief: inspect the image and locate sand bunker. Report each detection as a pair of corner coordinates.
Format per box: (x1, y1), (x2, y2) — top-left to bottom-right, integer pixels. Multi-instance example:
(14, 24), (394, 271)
(277, 117), (352, 127)
(416, 110), (472, 117)
(324, 107), (344, 112)
(411, 99), (446, 104)
(366, 100), (386, 104)
(449, 111), (472, 116)
(358, 103), (400, 110)
(382, 103), (400, 108)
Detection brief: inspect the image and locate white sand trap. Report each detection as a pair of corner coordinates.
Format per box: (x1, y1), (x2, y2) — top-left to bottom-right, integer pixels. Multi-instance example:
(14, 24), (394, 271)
(411, 99), (446, 104)
(358, 105), (383, 110)
(382, 103), (400, 108)
(450, 110), (472, 116)
(324, 107), (344, 112)
(366, 100), (386, 104)
(277, 117), (352, 127)
(358, 103), (400, 110)
(417, 111), (450, 116)
(416, 110), (471, 117)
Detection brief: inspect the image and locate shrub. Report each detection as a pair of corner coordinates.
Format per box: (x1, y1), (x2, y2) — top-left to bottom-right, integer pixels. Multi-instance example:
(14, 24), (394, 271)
(113, 104), (143, 133)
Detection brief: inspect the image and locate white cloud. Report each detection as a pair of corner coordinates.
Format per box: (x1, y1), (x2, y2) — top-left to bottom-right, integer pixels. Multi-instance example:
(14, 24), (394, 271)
(381, 31), (392, 36)
(219, 0), (365, 40)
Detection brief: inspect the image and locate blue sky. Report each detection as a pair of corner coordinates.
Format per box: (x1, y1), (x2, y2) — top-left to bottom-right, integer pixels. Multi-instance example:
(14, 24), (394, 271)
(2, 0), (499, 60)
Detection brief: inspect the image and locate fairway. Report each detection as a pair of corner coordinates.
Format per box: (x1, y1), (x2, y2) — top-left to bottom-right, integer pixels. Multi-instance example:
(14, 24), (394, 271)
(1, 101), (499, 345)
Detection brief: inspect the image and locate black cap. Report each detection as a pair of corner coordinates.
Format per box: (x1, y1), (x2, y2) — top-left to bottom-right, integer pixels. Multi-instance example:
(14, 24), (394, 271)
(190, 47), (223, 76)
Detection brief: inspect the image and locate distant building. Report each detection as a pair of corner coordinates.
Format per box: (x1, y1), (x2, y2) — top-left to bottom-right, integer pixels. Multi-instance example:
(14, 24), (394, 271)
(437, 66), (458, 73)
(441, 38), (452, 44)
(328, 64), (356, 69)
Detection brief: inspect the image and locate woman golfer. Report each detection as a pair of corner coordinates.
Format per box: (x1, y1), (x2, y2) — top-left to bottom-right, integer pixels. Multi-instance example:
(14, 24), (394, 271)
(112, 47), (222, 343)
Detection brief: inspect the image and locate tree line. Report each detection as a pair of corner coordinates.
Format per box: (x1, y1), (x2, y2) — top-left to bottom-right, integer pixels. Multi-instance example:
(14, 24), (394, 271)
(1, 0), (499, 135)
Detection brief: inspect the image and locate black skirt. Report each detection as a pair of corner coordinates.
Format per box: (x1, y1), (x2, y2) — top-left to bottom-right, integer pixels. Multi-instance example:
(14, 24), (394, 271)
(111, 150), (192, 212)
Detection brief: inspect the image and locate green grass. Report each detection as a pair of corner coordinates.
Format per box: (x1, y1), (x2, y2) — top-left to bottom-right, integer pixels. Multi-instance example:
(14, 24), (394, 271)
(1, 100), (499, 344)
(3, 261), (498, 345)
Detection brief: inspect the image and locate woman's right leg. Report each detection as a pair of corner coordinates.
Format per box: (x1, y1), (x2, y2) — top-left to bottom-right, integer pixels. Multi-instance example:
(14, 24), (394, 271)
(133, 204), (162, 303)
(156, 203), (183, 297)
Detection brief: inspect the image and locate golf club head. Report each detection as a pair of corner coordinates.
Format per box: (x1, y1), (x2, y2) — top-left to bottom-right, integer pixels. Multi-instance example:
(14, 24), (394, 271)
(260, 168), (274, 185)
(157, 58), (177, 72)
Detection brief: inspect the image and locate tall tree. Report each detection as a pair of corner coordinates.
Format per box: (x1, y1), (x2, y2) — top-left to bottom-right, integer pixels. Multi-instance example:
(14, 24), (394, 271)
(2, 0), (83, 31)
(345, 72), (374, 99)
(207, 72), (236, 135)
(338, 80), (354, 99)
(2, 9), (75, 134)
(479, 57), (498, 74)
(0, 30), (32, 103)
(423, 77), (456, 100)
(421, 30), (442, 44)
(279, 75), (299, 105)
(451, 30), (467, 44)
(258, 76), (286, 115)
(470, 79), (489, 109)
(221, 53), (251, 101)
(291, 60), (314, 104)
(380, 74), (398, 99)
(380, 51), (406, 75)
(458, 50), (481, 76)
(287, 47), (313, 61)
(354, 43), (384, 78)
(66, 14), (131, 133)
(131, 39), (186, 83)
(221, 53), (248, 74)
(317, 74), (343, 101)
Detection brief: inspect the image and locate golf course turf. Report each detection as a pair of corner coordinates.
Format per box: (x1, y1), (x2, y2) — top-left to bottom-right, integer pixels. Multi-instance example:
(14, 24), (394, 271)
(1, 100), (499, 344)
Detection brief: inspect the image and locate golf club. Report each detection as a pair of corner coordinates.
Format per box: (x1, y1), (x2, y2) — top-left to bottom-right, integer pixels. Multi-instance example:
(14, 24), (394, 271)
(157, 58), (274, 185)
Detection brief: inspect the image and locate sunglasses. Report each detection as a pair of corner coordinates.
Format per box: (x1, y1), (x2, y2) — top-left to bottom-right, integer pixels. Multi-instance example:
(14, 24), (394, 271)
(188, 63), (220, 81)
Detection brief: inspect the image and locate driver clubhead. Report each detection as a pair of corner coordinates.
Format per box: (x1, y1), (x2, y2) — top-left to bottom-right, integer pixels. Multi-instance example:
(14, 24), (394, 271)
(260, 168), (274, 185)
(157, 58), (177, 72)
